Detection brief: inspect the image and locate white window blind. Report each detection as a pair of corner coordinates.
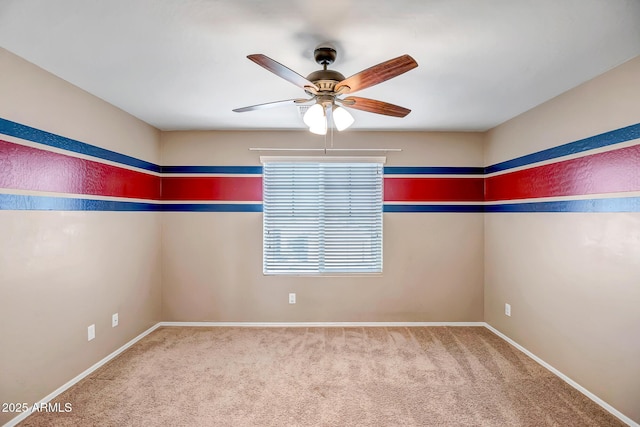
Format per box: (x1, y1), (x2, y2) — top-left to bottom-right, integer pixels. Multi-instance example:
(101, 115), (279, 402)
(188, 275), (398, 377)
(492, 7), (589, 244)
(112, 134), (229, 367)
(263, 161), (383, 274)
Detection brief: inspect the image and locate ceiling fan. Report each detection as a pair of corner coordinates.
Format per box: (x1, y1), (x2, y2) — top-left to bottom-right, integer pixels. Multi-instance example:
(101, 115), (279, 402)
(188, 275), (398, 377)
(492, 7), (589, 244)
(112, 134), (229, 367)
(233, 47), (418, 134)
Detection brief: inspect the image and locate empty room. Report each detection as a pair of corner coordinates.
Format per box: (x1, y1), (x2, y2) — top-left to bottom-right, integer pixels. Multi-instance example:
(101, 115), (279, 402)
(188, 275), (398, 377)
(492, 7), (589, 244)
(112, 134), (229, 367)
(1, 1), (639, 426)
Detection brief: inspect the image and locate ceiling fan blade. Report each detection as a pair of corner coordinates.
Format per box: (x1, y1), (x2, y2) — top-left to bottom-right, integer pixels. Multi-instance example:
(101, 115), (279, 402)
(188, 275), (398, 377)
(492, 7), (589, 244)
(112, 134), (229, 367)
(342, 96), (411, 117)
(335, 55), (418, 94)
(233, 99), (310, 113)
(247, 54), (319, 91)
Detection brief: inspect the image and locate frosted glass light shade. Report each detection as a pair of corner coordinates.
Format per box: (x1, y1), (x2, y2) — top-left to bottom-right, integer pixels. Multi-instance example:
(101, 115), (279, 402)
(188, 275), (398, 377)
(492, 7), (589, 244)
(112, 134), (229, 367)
(309, 118), (327, 135)
(303, 104), (325, 128)
(333, 106), (355, 131)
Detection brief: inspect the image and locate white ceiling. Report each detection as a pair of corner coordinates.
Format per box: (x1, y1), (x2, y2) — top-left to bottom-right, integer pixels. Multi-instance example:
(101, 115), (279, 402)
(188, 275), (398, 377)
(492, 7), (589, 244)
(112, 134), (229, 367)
(1, 0), (639, 132)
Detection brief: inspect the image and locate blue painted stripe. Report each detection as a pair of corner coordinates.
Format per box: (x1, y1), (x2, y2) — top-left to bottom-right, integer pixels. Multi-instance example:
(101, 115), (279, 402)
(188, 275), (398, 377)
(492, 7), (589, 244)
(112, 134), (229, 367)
(0, 194), (264, 212)
(485, 197), (640, 212)
(162, 203), (263, 212)
(485, 123), (640, 174)
(163, 166), (482, 175)
(0, 194), (161, 211)
(383, 198), (640, 212)
(0, 117), (162, 173)
(384, 204), (485, 213)
(165, 166), (485, 175)
(161, 165), (263, 174)
(384, 166), (484, 175)
(2, 193), (638, 212)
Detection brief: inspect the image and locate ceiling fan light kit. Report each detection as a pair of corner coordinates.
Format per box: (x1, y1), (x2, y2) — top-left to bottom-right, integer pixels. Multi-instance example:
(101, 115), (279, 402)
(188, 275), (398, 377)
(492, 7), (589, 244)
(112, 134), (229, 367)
(233, 46), (418, 134)
(307, 113), (328, 135)
(303, 103), (325, 127)
(309, 124), (328, 135)
(332, 106), (355, 131)
(302, 103), (354, 135)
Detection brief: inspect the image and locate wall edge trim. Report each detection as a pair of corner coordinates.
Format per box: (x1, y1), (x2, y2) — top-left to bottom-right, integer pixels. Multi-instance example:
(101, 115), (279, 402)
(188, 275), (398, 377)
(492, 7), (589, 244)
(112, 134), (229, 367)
(157, 321), (486, 327)
(484, 323), (638, 427)
(3, 323), (162, 427)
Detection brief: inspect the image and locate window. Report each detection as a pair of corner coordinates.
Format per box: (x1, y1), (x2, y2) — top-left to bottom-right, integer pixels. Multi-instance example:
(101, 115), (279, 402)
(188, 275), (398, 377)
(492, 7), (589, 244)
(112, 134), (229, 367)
(263, 159), (383, 275)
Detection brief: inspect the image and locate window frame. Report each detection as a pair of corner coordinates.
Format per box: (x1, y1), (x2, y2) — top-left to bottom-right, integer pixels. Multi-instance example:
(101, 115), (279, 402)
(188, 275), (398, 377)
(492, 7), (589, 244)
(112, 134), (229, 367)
(261, 156), (385, 277)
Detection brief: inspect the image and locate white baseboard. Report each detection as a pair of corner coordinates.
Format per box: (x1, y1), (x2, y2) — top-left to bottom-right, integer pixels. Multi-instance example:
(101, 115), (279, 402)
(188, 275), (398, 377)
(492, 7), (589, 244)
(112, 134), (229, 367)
(158, 321), (486, 328)
(484, 323), (638, 427)
(3, 323), (162, 427)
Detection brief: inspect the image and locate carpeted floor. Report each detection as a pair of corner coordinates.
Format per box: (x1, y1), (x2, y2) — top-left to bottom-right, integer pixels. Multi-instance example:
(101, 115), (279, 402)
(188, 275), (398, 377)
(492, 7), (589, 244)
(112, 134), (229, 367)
(19, 326), (624, 426)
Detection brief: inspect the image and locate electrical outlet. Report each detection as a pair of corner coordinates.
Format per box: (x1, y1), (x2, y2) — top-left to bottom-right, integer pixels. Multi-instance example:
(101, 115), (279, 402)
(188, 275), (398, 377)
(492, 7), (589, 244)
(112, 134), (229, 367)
(289, 293), (296, 304)
(112, 313), (119, 327)
(505, 303), (511, 317)
(88, 324), (95, 341)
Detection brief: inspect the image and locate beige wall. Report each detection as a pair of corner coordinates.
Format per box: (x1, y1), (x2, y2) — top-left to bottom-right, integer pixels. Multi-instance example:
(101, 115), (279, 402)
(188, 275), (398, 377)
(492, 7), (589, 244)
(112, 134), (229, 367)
(484, 56), (640, 166)
(3, 43), (638, 425)
(484, 56), (640, 423)
(161, 131), (485, 322)
(0, 49), (162, 425)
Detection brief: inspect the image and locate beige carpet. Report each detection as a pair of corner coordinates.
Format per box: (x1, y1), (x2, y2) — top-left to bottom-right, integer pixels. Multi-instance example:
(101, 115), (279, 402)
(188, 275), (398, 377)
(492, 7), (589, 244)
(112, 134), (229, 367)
(19, 326), (624, 426)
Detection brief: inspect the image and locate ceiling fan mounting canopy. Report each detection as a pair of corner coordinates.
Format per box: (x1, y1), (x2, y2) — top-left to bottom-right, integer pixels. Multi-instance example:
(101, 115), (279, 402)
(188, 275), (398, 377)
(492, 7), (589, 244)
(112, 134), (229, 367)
(232, 46), (418, 128)
(313, 46), (338, 66)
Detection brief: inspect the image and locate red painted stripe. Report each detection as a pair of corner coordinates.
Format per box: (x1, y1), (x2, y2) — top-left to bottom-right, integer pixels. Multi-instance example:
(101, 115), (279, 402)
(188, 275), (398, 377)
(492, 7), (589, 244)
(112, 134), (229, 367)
(384, 177), (484, 202)
(161, 176), (263, 201)
(163, 177), (482, 202)
(485, 144), (640, 201)
(12, 134), (635, 205)
(0, 139), (161, 199)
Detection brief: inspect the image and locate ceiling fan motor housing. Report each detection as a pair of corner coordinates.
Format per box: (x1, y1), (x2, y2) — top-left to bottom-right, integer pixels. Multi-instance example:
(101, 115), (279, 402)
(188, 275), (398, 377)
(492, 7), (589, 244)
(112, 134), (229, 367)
(305, 47), (346, 96)
(306, 70), (346, 91)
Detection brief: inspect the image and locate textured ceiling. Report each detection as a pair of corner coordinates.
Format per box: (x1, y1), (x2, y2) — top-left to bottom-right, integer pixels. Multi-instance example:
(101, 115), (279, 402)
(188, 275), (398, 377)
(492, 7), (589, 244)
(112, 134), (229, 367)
(0, 0), (639, 132)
